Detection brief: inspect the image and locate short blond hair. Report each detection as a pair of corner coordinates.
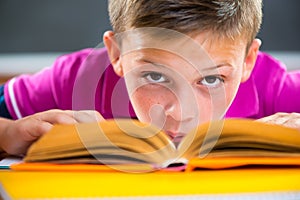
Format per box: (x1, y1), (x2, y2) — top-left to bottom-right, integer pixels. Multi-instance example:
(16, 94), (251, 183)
(108, 0), (262, 46)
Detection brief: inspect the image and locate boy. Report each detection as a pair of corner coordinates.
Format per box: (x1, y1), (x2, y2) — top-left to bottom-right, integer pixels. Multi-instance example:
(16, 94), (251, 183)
(1, 0), (300, 155)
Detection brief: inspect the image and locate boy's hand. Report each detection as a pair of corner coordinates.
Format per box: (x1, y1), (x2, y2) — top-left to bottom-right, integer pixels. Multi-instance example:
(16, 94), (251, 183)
(0, 109), (104, 156)
(257, 112), (300, 130)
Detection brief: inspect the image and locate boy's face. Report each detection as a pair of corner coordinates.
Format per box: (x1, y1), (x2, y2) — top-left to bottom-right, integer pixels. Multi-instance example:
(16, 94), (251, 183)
(104, 28), (260, 143)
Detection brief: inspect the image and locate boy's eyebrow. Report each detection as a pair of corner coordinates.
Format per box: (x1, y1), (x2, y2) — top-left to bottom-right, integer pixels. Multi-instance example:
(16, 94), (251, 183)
(201, 63), (234, 72)
(138, 59), (167, 68)
(139, 58), (233, 71)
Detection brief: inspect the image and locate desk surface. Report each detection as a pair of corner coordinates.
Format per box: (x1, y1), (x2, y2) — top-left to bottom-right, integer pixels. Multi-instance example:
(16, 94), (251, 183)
(1, 167), (300, 199)
(0, 53), (64, 76)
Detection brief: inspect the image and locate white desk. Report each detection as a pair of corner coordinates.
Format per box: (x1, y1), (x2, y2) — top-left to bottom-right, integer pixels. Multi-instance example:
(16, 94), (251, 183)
(0, 51), (299, 76)
(0, 53), (66, 76)
(269, 51), (300, 71)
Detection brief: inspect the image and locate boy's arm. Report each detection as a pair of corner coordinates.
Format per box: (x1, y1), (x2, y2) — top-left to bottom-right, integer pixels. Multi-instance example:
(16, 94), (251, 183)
(0, 84), (12, 119)
(274, 70), (300, 113)
(258, 58), (300, 129)
(257, 53), (300, 114)
(3, 49), (94, 119)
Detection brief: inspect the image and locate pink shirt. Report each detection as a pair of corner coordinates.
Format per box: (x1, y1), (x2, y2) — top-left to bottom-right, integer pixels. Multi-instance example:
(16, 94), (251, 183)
(4, 48), (300, 120)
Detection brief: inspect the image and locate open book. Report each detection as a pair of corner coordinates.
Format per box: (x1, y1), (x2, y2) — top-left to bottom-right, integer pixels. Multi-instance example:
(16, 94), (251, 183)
(21, 118), (300, 171)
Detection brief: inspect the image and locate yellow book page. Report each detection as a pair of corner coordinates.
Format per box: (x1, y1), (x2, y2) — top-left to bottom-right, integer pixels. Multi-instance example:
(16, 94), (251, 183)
(25, 119), (175, 166)
(23, 118), (300, 170)
(180, 119), (300, 159)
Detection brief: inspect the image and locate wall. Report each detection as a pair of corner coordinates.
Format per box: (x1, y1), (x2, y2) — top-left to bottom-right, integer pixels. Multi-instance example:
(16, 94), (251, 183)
(0, 0), (299, 77)
(0, 0), (110, 53)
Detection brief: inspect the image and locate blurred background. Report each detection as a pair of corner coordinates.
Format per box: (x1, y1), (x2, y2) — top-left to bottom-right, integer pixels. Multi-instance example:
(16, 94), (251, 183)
(0, 0), (299, 78)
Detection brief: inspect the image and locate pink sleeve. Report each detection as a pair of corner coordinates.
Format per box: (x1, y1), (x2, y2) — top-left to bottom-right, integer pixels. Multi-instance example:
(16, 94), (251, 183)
(4, 49), (92, 119)
(224, 52), (300, 118)
(254, 53), (300, 115)
(274, 69), (300, 113)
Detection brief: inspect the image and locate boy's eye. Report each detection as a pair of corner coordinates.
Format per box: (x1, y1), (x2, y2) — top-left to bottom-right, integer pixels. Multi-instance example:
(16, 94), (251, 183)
(199, 75), (224, 87)
(143, 72), (167, 83)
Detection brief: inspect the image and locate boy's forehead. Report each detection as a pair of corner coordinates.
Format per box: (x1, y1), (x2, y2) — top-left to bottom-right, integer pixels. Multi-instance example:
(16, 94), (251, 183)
(118, 28), (215, 66)
(117, 27), (245, 69)
(119, 28), (204, 52)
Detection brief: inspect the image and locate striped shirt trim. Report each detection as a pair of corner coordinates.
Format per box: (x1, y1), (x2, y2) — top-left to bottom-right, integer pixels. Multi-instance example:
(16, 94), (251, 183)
(7, 78), (22, 119)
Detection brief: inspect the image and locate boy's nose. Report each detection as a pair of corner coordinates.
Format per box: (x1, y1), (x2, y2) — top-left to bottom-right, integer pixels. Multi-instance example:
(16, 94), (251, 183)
(164, 96), (197, 123)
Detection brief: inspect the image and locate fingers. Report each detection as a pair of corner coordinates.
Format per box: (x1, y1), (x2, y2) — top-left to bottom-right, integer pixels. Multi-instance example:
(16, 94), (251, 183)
(281, 113), (300, 129)
(257, 112), (289, 124)
(36, 109), (78, 124)
(72, 110), (105, 123)
(26, 121), (53, 139)
(35, 109), (105, 124)
(19, 110), (77, 140)
(15, 117), (53, 141)
(257, 112), (300, 130)
(1, 118), (53, 155)
(21, 109), (105, 141)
